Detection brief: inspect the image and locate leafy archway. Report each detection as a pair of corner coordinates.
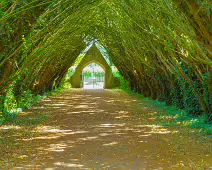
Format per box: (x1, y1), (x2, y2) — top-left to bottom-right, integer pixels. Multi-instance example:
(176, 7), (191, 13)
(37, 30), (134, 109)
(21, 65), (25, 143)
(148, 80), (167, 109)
(0, 0), (211, 118)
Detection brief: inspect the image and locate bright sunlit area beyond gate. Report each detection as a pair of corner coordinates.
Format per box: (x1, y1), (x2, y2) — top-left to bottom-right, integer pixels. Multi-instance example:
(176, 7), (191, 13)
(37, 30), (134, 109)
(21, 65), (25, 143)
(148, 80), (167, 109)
(82, 63), (105, 89)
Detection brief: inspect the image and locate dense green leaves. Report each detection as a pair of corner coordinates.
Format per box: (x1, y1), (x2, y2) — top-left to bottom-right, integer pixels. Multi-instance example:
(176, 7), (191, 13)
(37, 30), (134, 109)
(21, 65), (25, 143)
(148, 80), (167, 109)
(0, 0), (211, 119)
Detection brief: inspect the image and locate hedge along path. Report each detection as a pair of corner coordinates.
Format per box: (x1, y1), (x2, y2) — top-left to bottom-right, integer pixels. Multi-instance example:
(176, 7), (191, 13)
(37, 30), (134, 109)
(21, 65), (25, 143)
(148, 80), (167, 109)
(0, 1), (212, 116)
(0, 89), (212, 169)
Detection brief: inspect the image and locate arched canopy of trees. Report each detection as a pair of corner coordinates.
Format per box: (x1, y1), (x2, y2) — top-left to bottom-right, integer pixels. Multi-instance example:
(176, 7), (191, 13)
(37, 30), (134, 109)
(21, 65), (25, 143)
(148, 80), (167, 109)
(0, 0), (211, 117)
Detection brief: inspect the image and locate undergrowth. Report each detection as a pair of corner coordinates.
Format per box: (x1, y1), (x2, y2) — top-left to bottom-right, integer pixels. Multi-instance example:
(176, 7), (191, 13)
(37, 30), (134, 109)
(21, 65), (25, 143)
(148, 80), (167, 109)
(0, 85), (65, 125)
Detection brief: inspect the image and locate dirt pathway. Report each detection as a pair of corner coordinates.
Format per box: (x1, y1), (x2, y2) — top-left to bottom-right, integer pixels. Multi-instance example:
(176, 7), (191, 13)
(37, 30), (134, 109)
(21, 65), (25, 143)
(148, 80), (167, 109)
(0, 89), (212, 169)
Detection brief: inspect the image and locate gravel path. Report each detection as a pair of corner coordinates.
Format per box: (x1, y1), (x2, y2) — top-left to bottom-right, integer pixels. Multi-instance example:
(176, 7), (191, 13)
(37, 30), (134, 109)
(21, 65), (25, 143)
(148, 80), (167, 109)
(0, 89), (211, 169)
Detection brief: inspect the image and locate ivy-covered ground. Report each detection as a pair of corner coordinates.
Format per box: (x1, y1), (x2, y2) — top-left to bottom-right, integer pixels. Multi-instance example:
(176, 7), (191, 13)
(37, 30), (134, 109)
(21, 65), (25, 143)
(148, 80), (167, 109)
(0, 89), (211, 169)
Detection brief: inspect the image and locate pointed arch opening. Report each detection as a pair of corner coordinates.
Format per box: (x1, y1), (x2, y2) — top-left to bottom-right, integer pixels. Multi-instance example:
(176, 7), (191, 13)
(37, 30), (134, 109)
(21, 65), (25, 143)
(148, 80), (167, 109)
(82, 62), (105, 89)
(70, 44), (120, 89)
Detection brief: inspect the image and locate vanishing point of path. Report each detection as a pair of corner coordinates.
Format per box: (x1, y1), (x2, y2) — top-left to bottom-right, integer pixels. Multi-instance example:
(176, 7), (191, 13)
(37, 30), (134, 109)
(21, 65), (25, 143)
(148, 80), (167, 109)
(0, 89), (212, 170)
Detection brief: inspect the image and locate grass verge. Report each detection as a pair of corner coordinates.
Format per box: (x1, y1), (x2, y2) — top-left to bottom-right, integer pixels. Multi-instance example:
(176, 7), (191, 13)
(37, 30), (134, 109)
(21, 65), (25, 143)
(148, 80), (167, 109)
(117, 88), (212, 136)
(0, 87), (65, 126)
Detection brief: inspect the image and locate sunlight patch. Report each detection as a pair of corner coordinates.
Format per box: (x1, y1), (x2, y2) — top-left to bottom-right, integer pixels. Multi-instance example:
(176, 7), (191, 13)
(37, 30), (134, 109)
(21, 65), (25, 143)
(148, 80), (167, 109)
(118, 111), (129, 114)
(100, 124), (113, 127)
(103, 141), (118, 146)
(115, 115), (130, 119)
(0, 125), (21, 130)
(99, 123), (126, 128)
(78, 136), (98, 141)
(145, 131), (171, 134)
(44, 129), (72, 133)
(99, 133), (110, 136)
(138, 134), (152, 137)
(35, 126), (72, 133)
(22, 136), (60, 141)
(48, 143), (67, 152)
(54, 162), (84, 168)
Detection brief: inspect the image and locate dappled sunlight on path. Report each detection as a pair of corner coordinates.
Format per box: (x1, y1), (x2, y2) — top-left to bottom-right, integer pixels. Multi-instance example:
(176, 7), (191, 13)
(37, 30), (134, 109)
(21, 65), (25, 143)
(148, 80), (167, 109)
(0, 89), (211, 169)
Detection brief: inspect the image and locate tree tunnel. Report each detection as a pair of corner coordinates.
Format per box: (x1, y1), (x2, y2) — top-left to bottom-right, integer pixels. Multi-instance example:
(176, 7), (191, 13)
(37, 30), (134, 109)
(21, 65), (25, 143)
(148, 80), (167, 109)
(0, 0), (211, 118)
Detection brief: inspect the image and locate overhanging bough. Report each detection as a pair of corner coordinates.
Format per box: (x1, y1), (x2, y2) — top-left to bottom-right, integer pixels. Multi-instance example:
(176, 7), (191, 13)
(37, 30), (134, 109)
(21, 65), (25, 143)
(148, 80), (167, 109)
(0, 0), (211, 118)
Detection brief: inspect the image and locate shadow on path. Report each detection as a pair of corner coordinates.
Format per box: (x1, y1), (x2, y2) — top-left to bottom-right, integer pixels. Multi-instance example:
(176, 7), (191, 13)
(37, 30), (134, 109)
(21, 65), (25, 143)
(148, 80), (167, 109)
(0, 89), (211, 169)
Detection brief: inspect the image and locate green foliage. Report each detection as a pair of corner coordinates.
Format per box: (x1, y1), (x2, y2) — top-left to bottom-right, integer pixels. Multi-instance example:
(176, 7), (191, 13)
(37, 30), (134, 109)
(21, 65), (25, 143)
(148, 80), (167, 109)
(67, 69), (75, 77)
(4, 83), (17, 113)
(113, 71), (121, 78)
(17, 90), (42, 110)
(73, 55), (84, 66)
(83, 71), (92, 77)
(169, 79), (204, 116)
(1, 87), (42, 123)
(0, 0), (211, 123)
(123, 88), (212, 135)
(14, 114), (49, 126)
(95, 72), (105, 77)
(118, 75), (130, 91)
(1, 83), (18, 121)
(82, 71), (105, 78)
(60, 78), (71, 89)
(0, 85), (65, 125)
(172, 112), (212, 135)
(2, 111), (18, 122)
